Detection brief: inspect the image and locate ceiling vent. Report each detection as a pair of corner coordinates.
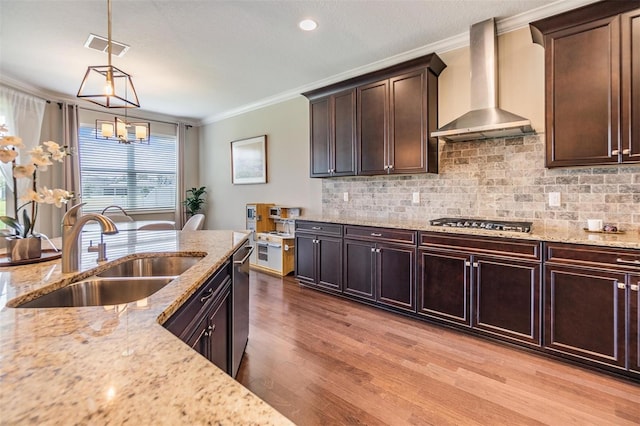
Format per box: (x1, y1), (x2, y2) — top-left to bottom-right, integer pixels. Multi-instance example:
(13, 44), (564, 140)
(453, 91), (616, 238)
(84, 34), (129, 57)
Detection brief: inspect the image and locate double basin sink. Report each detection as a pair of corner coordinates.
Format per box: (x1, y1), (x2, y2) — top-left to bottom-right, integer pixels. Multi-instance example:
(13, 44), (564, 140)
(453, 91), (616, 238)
(16, 255), (203, 308)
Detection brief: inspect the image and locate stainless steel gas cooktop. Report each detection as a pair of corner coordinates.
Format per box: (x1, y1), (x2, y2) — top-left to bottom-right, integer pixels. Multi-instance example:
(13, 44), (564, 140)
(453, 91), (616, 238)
(429, 218), (532, 233)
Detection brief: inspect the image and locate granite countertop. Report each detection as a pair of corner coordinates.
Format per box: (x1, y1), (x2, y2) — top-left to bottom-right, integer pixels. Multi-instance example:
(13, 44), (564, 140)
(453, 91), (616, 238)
(0, 229), (294, 425)
(298, 215), (640, 250)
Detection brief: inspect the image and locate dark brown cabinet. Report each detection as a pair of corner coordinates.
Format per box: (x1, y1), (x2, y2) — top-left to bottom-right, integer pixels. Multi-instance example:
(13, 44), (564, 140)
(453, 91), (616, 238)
(419, 233), (541, 347)
(308, 89), (356, 177)
(164, 261), (232, 374)
(544, 242), (640, 374)
(344, 226), (416, 312)
(295, 221), (343, 293)
(530, 1), (640, 168)
(303, 53), (445, 178)
(622, 9), (640, 163)
(357, 70), (437, 175)
(630, 274), (640, 374)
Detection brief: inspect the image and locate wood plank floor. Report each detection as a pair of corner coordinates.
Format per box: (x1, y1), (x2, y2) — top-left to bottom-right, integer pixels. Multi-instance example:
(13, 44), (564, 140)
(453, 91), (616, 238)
(236, 271), (640, 425)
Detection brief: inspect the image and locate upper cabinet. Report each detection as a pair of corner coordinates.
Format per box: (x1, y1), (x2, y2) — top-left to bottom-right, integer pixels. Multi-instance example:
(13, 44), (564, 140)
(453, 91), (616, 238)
(530, 1), (640, 168)
(303, 53), (445, 178)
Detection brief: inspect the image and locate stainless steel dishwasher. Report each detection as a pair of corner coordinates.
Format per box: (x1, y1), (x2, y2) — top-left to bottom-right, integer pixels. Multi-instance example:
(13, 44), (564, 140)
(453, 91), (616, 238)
(231, 241), (253, 378)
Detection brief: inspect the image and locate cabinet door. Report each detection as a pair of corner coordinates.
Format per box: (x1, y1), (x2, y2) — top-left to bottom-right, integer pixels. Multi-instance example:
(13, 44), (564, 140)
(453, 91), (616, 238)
(545, 265), (626, 369)
(473, 256), (541, 346)
(545, 16), (621, 167)
(333, 89), (357, 176)
(357, 80), (388, 175)
(418, 249), (471, 326)
(377, 242), (416, 312)
(629, 274), (640, 374)
(343, 239), (375, 300)
(621, 9), (640, 162)
(309, 98), (331, 177)
(389, 70), (427, 174)
(317, 235), (343, 292)
(207, 290), (230, 374)
(295, 234), (316, 284)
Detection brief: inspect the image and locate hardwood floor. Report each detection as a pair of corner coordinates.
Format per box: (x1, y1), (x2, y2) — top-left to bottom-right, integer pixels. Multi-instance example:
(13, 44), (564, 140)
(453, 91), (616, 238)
(237, 271), (640, 425)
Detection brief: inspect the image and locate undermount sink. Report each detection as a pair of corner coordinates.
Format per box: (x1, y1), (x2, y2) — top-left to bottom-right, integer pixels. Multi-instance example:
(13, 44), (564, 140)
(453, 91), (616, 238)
(14, 255), (205, 308)
(96, 255), (203, 278)
(16, 277), (173, 308)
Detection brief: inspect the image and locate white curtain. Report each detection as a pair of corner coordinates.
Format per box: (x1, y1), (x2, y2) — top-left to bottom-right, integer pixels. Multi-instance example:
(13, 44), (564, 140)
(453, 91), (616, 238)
(176, 123), (187, 228)
(0, 85), (47, 217)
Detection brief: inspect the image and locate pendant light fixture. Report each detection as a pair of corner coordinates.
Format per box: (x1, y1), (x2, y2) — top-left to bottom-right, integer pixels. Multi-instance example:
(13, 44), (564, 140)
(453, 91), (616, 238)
(95, 115), (150, 144)
(77, 0), (140, 108)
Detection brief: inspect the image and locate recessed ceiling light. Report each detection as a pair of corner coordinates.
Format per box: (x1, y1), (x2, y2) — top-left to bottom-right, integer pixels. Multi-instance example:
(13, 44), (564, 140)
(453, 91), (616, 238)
(299, 19), (318, 31)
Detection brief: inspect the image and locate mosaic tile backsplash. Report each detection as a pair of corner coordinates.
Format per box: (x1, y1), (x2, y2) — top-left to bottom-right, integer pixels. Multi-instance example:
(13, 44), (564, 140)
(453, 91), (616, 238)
(321, 134), (640, 233)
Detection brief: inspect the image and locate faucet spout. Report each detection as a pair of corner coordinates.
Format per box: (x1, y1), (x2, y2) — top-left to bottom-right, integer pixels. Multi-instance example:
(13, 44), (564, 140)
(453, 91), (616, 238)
(61, 203), (119, 273)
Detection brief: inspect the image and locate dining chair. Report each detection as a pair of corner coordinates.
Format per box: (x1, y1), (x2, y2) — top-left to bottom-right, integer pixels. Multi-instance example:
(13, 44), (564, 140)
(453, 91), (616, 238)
(182, 214), (205, 231)
(137, 222), (176, 230)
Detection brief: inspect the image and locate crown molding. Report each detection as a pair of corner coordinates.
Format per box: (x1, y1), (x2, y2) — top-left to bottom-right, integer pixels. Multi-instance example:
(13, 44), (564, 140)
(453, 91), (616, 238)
(202, 0), (601, 125)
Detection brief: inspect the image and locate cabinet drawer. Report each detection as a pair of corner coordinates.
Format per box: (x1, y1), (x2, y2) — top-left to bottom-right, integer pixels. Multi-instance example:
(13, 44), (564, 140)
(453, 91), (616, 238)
(164, 260), (231, 339)
(295, 221), (343, 236)
(545, 242), (640, 270)
(420, 232), (541, 261)
(344, 225), (416, 245)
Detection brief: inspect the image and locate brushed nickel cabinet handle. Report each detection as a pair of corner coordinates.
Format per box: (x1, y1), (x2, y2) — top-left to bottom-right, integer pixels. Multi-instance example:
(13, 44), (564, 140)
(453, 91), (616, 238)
(623, 149), (630, 155)
(612, 149), (620, 155)
(371, 247), (376, 252)
(370, 233), (382, 237)
(631, 284), (639, 292)
(200, 288), (214, 303)
(465, 261), (471, 267)
(617, 282), (626, 290)
(312, 226), (322, 230)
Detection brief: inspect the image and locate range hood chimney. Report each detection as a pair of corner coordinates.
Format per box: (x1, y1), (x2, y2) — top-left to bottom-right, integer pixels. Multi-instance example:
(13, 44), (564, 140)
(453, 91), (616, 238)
(431, 18), (534, 142)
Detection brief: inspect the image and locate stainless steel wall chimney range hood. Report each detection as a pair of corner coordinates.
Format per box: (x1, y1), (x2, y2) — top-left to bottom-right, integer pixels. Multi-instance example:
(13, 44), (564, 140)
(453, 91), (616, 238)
(431, 18), (534, 142)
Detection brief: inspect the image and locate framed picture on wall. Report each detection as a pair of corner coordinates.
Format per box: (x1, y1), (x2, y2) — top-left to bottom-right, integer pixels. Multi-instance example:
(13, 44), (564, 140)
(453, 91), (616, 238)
(230, 135), (267, 184)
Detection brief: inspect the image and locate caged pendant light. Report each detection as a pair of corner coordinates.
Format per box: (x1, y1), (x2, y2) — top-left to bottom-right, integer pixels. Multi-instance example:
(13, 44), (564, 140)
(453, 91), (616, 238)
(77, 0), (140, 108)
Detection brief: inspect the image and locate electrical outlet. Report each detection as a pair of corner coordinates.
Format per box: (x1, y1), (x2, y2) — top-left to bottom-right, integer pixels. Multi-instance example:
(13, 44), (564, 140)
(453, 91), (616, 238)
(412, 192), (420, 204)
(343, 192), (349, 202)
(549, 192), (561, 207)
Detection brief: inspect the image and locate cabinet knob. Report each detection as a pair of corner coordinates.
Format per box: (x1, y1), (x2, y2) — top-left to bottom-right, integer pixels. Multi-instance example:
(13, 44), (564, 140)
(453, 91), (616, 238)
(612, 149), (619, 155)
(465, 261), (471, 267)
(631, 284), (639, 292)
(623, 149), (630, 155)
(617, 282), (626, 290)
(204, 324), (215, 337)
(472, 262), (479, 268)
(371, 247), (376, 252)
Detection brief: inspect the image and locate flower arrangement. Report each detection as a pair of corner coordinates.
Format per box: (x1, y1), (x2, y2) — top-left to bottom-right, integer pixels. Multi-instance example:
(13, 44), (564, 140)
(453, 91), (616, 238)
(0, 124), (73, 238)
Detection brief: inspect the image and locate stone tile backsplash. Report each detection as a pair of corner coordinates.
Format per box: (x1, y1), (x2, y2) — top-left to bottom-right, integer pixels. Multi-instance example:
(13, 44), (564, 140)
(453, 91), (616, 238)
(321, 134), (640, 232)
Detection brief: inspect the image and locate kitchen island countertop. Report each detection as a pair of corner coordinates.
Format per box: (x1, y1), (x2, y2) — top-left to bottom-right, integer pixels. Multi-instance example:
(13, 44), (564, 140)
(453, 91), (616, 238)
(0, 229), (293, 425)
(298, 215), (640, 250)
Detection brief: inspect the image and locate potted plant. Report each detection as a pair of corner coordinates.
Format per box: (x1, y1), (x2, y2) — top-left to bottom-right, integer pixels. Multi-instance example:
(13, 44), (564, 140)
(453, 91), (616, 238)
(183, 186), (207, 217)
(0, 125), (73, 260)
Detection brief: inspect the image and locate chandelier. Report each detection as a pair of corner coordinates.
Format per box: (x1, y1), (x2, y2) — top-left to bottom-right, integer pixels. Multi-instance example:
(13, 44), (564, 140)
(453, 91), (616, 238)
(96, 116), (150, 144)
(77, 0), (140, 108)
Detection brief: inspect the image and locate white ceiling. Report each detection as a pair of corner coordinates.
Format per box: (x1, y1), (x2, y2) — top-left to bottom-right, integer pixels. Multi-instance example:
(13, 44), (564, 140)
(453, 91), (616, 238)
(0, 0), (596, 125)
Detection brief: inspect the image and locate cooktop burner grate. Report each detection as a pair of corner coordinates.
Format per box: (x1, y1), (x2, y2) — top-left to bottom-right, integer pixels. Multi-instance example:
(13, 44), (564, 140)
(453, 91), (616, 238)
(429, 218), (532, 233)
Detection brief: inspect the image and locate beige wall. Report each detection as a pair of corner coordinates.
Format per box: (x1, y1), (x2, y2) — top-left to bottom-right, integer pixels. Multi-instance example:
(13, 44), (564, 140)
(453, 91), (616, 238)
(199, 96), (321, 230)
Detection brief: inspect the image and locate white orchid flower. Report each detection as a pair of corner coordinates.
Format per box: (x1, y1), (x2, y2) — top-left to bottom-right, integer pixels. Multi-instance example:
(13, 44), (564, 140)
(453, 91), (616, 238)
(43, 140), (61, 153)
(0, 136), (23, 148)
(30, 153), (53, 170)
(0, 149), (18, 164)
(20, 189), (42, 203)
(13, 164), (36, 179)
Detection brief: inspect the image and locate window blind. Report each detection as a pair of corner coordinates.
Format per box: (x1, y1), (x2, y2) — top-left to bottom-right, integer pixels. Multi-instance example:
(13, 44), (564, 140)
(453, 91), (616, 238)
(77, 117), (177, 213)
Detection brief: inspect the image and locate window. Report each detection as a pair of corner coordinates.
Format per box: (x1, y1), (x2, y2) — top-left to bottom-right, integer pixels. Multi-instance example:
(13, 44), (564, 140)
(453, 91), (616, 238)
(78, 112), (177, 213)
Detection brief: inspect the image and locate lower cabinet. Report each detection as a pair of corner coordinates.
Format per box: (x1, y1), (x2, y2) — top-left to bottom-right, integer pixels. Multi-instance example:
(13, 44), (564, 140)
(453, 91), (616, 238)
(295, 232), (343, 293)
(544, 242), (640, 374)
(343, 226), (416, 312)
(164, 260), (232, 374)
(418, 233), (541, 347)
(630, 273), (640, 374)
